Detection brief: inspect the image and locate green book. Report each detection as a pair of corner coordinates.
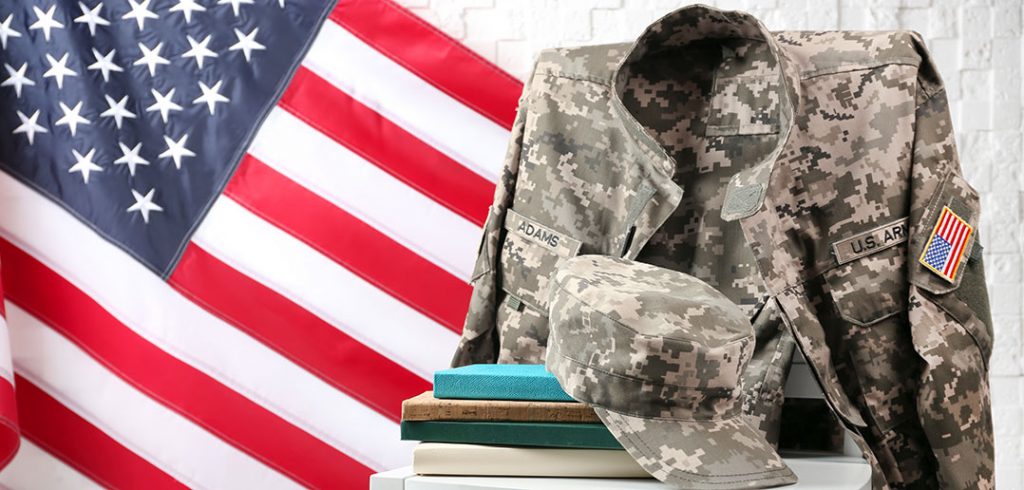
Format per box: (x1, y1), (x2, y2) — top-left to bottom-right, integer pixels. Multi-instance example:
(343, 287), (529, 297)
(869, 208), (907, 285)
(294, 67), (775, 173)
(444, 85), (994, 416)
(400, 420), (621, 449)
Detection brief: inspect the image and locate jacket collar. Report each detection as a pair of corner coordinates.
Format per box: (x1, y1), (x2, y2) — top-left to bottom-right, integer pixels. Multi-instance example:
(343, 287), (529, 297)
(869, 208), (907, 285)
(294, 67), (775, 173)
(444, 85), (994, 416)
(608, 4), (802, 221)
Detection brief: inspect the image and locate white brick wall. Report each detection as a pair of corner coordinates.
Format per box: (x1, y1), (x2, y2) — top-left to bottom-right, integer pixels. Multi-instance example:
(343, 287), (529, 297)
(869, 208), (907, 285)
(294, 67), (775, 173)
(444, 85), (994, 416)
(398, 0), (1024, 487)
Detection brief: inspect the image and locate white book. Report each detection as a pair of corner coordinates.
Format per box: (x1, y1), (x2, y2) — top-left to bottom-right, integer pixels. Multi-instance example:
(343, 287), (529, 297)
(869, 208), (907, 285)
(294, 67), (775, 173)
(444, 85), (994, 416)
(412, 442), (651, 478)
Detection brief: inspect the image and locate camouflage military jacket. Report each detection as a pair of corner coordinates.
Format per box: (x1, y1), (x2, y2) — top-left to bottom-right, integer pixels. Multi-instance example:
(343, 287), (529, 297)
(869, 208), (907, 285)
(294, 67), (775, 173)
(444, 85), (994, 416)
(450, 5), (993, 489)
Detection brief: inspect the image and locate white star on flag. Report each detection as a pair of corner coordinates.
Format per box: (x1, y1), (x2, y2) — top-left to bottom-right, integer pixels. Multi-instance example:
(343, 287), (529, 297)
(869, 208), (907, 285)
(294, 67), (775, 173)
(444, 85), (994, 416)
(43, 52), (78, 89)
(218, 0), (255, 17)
(126, 188), (164, 223)
(114, 142), (149, 176)
(74, 2), (111, 36)
(87, 48), (124, 82)
(169, 0), (207, 24)
(2, 62), (35, 98)
(122, 0), (160, 30)
(146, 88), (183, 123)
(0, 14), (22, 49)
(160, 133), (196, 169)
(69, 148), (104, 183)
(135, 41), (170, 76)
(182, 35), (219, 69)
(29, 5), (64, 42)
(100, 94), (137, 129)
(229, 27), (266, 62)
(194, 80), (230, 115)
(55, 101), (91, 136)
(12, 109), (47, 145)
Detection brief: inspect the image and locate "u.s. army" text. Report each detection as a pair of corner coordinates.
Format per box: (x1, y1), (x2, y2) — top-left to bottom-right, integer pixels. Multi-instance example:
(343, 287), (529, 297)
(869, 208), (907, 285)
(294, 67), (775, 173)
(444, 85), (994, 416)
(831, 217), (909, 265)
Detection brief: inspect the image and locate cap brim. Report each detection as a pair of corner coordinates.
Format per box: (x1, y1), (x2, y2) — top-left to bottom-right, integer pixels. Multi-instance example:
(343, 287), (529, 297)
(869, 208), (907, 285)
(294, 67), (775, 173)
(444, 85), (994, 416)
(595, 407), (797, 489)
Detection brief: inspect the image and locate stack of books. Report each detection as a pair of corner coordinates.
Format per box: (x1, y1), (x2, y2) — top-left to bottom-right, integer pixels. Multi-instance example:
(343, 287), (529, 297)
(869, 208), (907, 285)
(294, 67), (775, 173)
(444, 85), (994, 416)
(400, 364), (649, 478)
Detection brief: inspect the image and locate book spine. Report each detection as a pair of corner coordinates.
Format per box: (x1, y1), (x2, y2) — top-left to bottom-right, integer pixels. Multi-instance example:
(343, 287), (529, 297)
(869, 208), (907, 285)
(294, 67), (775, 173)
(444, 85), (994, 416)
(400, 421), (622, 450)
(412, 443), (650, 478)
(401, 398), (600, 423)
(433, 373), (574, 401)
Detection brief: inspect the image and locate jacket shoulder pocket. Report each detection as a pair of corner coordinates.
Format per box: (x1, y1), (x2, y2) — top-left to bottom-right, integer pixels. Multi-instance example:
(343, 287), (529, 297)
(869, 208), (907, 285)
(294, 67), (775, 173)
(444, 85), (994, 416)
(499, 209), (583, 314)
(910, 170), (992, 365)
(910, 171), (980, 294)
(469, 206), (501, 283)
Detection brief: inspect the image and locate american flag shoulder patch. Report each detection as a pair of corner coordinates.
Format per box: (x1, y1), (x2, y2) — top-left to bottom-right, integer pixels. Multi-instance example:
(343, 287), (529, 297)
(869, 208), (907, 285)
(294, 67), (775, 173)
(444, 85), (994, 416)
(918, 206), (974, 283)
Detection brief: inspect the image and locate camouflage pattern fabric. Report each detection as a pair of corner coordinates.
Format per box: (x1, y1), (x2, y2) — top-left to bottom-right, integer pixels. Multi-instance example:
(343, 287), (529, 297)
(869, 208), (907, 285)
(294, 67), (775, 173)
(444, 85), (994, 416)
(451, 4), (993, 489)
(546, 255), (797, 489)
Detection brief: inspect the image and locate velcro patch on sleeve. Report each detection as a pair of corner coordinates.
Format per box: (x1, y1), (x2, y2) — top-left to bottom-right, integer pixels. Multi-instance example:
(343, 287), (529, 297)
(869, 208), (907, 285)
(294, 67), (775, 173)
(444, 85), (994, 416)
(831, 217), (909, 265)
(918, 206), (974, 283)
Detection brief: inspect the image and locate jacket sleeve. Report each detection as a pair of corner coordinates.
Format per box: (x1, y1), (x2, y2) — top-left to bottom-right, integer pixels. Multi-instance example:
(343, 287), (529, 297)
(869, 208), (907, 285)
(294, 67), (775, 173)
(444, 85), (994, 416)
(449, 66), (534, 367)
(906, 35), (994, 489)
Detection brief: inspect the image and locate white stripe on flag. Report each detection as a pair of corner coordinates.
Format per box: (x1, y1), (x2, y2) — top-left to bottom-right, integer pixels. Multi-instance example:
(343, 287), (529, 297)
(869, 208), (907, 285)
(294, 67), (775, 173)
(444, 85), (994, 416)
(249, 108), (481, 281)
(937, 210), (953, 239)
(945, 219), (968, 275)
(0, 171), (412, 472)
(194, 196), (459, 380)
(943, 220), (960, 272)
(305, 21), (509, 181)
(0, 317), (12, 385)
(7, 304), (299, 490)
(0, 439), (102, 490)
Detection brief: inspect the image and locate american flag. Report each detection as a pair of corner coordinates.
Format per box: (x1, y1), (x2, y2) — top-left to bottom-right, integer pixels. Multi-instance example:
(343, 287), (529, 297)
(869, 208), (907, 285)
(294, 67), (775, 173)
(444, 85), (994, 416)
(0, 0), (519, 487)
(920, 206), (974, 283)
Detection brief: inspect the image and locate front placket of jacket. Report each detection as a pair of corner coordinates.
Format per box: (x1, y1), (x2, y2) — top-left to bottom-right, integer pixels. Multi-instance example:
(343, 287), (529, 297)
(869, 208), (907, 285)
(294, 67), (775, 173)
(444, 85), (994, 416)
(725, 158), (900, 489)
(724, 153), (871, 435)
(604, 93), (684, 261)
(717, 40), (870, 433)
(619, 174), (682, 261)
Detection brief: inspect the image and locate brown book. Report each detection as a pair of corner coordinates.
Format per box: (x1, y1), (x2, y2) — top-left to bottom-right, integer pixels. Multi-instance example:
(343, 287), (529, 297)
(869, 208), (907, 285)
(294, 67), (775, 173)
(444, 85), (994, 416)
(401, 391), (600, 423)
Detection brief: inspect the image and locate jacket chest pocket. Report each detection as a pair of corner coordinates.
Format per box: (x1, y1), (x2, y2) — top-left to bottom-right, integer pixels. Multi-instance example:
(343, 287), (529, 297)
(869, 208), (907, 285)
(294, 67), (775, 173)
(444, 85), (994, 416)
(823, 244), (915, 433)
(824, 244), (908, 327)
(499, 210), (582, 314)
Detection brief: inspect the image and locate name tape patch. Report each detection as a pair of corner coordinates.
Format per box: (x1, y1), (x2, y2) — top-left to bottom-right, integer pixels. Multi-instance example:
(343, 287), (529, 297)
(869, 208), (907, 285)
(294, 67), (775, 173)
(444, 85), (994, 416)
(831, 217), (909, 265)
(504, 209), (581, 258)
(918, 206), (973, 283)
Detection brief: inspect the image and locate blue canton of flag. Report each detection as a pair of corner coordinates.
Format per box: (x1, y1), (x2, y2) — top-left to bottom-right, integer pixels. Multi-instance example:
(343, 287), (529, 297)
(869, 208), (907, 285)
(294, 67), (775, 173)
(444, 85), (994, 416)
(0, 0), (334, 275)
(922, 236), (952, 271)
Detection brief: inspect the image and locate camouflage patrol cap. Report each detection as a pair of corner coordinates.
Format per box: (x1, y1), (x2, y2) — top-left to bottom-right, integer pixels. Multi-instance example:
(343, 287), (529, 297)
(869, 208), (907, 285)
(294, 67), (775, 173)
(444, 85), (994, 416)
(546, 255), (796, 489)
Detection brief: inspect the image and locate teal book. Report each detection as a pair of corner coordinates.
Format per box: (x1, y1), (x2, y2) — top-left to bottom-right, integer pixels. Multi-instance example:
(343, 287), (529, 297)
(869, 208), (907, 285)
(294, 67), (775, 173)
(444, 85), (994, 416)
(401, 421), (621, 449)
(433, 364), (574, 401)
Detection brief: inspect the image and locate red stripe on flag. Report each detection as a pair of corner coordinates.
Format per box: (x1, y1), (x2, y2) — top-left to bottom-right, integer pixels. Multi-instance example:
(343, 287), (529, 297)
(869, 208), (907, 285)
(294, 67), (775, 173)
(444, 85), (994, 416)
(331, 0), (522, 130)
(938, 216), (957, 272)
(170, 243), (429, 422)
(224, 155), (471, 334)
(936, 210), (949, 238)
(0, 264), (11, 473)
(0, 240), (374, 489)
(939, 209), (955, 239)
(280, 67), (492, 227)
(0, 376), (18, 471)
(946, 220), (971, 278)
(15, 374), (185, 489)
(947, 229), (971, 279)
(941, 220), (962, 275)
